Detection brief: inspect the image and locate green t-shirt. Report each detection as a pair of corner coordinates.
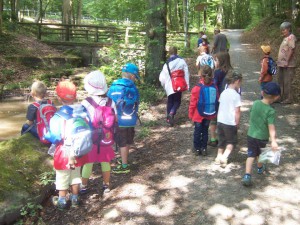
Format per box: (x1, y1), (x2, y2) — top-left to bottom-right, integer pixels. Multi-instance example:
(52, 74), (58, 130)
(247, 100), (276, 140)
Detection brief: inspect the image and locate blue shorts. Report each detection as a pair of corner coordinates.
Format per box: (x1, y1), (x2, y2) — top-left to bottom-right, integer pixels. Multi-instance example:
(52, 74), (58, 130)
(247, 136), (268, 157)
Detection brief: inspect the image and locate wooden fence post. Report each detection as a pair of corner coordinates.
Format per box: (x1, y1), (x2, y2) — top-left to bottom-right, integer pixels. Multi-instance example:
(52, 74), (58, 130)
(37, 24), (42, 40)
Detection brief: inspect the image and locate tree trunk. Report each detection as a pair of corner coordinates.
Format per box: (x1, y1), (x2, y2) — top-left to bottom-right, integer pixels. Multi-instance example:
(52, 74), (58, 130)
(183, 0), (188, 48)
(10, 0), (18, 22)
(62, 0), (72, 24)
(0, 0), (3, 34)
(145, 0), (167, 85)
(76, 0), (82, 25)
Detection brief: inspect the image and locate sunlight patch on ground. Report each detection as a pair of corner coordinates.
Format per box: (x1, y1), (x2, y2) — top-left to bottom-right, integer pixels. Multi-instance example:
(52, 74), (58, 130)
(117, 183), (149, 198)
(277, 136), (297, 144)
(116, 199), (142, 213)
(103, 208), (120, 220)
(145, 198), (176, 217)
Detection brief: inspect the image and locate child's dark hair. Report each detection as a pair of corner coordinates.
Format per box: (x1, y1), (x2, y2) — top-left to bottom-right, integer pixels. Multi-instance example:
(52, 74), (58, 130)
(215, 52), (233, 73)
(201, 65), (213, 84)
(226, 70), (243, 84)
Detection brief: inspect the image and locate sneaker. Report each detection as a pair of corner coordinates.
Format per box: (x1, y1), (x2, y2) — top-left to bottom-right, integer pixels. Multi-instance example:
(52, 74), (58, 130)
(79, 184), (89, 195)
(103, 184), (111, 194)
(194, 149), (201, 156)
(220, 157), (228, 168)
(112, 165), (130, 174)
(52, 196), (67, 210)
(208, 140), (218, 147)
(215, 156), (221, 165)
(71, 197), (80, 208)
(167, 114), (174, 127)
(242, 174), (252, 186)
(257, 165), (266, 174)
(201, 148), (207, 156)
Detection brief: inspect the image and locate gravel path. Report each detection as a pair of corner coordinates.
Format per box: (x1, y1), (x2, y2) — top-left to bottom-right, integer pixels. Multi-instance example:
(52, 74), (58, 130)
(42, 30), (300, 225)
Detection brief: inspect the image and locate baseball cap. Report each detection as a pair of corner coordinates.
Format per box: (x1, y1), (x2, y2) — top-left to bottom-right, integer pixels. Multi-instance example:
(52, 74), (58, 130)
(56, 80), (76, 101)
(84, 71), (108, 95)
(122, 63), (140, 80)
(261, 45), (271, 54)
(263, 82), (281, 96)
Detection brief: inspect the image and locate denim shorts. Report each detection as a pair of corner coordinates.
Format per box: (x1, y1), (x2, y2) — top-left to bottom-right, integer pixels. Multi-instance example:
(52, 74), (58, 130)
(247, 136), (268, 157)
(116, 127), (135, 147)
(217, 122), (238, 148)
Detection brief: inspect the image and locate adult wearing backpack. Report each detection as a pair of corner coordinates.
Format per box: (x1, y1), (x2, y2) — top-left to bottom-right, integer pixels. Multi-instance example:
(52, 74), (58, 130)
(159, 46), (190, 126)
(277, 22), (297, 104)
(107, 63), (140, 174)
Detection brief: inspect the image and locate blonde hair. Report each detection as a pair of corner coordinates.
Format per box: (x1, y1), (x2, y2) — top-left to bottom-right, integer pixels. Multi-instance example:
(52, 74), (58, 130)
(169, 46), (178, 55)
(31, 81), (47, 98)
(201, 65), (213, 84)
(226, 70), (243, 84)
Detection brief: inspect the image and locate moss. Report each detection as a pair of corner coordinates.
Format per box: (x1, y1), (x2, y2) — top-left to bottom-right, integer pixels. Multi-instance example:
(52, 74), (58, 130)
(0, 134), (52, 202)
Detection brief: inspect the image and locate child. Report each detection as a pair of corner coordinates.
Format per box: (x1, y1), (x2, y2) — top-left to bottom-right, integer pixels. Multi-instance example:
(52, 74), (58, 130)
(107, 63), (140, 174)
(21, 81), (49, 139)
(189, 65), (218, 156)
(196, 45), (214, 71)
(159, 46), (190, 126)
(80, 71), (116, 194)
(215, 70), (242, 168)
(201, 35), (210, 53)
(208, 52), (233, 147)
(45, 81), (88, 209)
(242, 82), (280, 186)
(259, 45), (273, 98)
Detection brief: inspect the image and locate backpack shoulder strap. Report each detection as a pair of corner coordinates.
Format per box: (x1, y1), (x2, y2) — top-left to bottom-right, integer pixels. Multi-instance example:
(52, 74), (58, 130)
(106, 98), (112, 107)
(32, 102), (40, 108)
(56, 111), (71, 120)
(166, 62), (171, 77)
(86, 97), (98, 109)
(196, 83), (203, 87)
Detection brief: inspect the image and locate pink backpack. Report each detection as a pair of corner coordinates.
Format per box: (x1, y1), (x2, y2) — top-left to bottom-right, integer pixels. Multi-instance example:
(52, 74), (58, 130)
(85, 97), (116, 151)
(32, 100), (57, 144)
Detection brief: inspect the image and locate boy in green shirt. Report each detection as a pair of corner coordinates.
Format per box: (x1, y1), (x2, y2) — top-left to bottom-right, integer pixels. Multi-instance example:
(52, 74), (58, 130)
(242, 82), (281, 186)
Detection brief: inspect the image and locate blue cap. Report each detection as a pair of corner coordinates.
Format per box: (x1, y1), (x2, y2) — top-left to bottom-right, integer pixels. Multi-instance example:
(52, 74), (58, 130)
(122, 63), (140, 80)
(263, 82), (281, 96)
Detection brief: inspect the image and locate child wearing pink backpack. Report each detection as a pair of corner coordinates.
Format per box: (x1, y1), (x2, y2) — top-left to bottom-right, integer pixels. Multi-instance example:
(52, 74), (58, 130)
(80, 71), (116, 194)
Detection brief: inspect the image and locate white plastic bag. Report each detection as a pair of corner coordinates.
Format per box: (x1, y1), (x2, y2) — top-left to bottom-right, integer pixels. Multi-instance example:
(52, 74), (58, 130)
(258, 147), (285, 165)
(48, 144), (56, 157)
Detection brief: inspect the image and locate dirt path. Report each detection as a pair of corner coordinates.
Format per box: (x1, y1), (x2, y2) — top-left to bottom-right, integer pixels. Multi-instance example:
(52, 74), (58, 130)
(41, 30), (300, 225)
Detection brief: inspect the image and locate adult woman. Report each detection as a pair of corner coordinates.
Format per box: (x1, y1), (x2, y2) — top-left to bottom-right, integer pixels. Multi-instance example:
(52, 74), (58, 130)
(277, 22), (297, 104)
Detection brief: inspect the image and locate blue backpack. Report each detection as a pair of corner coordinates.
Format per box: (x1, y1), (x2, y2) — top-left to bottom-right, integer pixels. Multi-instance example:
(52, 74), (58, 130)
(107, 78), (139, 127)
(197, 83), (218, 117)
(265, 56), (277, 75)
(56, 106), (93, 157)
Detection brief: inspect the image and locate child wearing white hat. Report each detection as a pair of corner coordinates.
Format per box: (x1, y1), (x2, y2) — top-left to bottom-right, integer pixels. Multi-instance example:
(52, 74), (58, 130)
(80, 70), (116, 194)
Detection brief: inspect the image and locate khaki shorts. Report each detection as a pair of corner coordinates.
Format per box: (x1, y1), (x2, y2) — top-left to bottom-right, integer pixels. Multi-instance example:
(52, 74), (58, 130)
(116, 127), (135, 147)
(55, 167), (81, 190)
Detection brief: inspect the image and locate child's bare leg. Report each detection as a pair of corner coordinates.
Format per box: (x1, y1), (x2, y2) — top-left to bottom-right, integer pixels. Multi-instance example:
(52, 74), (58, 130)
(245, 157), (255, 174)
(209, 124), (217, 140)
(217, 148), (224, 158)
(256, 157), (263, 169)
(58, 190), (68, 198)
(222, 144), (234, 159)
(120, 146), (129, 164)
(70, 183), (79, 195)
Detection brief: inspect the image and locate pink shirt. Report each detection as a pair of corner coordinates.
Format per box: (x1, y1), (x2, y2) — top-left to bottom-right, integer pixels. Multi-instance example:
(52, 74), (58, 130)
(277, 33), (297, 67)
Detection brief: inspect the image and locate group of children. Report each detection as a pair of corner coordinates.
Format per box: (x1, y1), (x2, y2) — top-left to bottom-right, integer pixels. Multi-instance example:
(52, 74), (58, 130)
(21, 42), (282, 210)
(22, 63), (140, 209)
(190, 43), (281, 186)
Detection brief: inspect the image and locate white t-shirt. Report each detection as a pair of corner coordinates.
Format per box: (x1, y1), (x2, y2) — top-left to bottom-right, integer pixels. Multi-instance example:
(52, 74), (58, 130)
(217, 88), (241, 125)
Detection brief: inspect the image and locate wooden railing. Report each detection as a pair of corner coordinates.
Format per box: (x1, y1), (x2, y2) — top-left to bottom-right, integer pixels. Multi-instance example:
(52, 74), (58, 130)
(18, 22), (198, 48)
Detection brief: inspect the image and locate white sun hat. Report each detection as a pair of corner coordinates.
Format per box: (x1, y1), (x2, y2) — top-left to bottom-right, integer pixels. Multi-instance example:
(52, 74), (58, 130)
(84, 71), (108, 95)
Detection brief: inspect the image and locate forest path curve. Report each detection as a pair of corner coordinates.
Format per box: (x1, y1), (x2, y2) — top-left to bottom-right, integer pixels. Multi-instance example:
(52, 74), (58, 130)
(41, 30), (300, 225)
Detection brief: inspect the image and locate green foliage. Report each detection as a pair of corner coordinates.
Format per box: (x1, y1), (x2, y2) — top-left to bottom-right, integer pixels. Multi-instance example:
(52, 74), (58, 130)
(20, 202), (43, 217)
(0, 69), (15, 83)
(39, 171), (55, 186)
(136, 126), (151, 140)
(138, 84), (164, 104)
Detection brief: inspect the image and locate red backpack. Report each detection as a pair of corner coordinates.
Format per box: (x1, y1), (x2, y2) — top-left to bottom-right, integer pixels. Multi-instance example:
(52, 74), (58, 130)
(166, 63), (188, 92)
(32, 100), (57, 144)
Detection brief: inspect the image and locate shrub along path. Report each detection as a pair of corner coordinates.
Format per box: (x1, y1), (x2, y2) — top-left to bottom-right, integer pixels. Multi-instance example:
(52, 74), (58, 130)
(40, 30), (300, 225)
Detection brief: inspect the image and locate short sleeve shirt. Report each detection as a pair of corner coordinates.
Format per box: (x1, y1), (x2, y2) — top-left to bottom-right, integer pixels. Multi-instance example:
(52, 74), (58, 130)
(277, 33), (297, 67)
(213, 33), (228, 54)
(247, 100), (275, 140)
(217, 88), (242, 125)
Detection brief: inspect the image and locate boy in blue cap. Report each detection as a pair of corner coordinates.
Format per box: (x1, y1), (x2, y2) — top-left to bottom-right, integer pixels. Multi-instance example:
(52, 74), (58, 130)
(242, 82), (281, 186)
(107, 63), (140, 174)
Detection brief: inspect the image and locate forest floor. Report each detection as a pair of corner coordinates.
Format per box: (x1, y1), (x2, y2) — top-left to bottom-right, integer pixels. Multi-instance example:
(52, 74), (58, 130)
(38, 30), (300, 225)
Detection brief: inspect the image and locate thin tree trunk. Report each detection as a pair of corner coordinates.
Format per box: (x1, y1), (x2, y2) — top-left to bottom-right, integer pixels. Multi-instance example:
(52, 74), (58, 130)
(76, 0), (82, 25)
(145, 0), (167, 85)
(0, 0), (3, 34)
(10, 0), (18, 22)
